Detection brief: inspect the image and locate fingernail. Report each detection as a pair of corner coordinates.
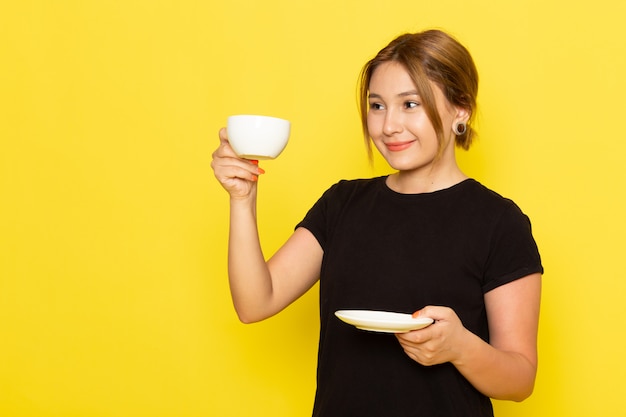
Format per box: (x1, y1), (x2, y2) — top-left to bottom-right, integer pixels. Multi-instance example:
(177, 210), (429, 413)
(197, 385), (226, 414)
(252, 175), (258, 181)
(258, 167), (265, 174)
(251, 159), (259, 165)
(412, 310), (421, 318)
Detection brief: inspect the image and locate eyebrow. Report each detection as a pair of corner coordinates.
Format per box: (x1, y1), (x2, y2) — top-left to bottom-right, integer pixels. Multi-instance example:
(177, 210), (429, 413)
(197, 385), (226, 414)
(368, 90), (420, 99)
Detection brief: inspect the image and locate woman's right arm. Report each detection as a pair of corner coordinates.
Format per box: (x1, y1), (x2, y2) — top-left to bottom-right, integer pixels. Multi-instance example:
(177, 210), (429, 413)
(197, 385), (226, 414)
(212, 128), (323, 323)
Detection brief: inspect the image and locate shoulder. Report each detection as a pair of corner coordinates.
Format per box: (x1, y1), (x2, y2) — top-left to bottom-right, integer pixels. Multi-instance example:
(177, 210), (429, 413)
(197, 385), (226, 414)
(320, 176), (386, 201)
(296, 177), (387, 248)
(461, 180), (524, 214)
(300, 176), (386, 220)
(328, 176), (386, 192)
(307, 176), (387, 223)
(454, 180), (538, 242)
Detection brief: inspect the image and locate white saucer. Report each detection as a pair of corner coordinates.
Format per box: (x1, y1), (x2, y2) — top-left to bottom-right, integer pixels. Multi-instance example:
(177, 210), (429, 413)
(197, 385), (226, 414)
(335, 310), (434, 333)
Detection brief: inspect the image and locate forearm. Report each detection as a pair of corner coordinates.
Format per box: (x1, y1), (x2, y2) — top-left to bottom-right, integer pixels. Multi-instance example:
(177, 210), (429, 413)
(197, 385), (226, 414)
(227, 195), (275, 323)
(453, 330), (537, 401)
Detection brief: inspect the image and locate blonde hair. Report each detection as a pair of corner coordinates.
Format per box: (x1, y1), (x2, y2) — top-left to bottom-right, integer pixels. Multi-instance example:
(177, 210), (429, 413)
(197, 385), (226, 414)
(358, 30), (479, 159)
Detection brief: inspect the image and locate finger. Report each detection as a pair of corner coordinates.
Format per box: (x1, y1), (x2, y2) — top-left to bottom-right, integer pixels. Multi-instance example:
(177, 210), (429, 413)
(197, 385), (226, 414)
(413, 305), (449, 322)
(215, 129), (261, 171)
(212, 152), (256, 175)
(396, 327), (432, 345)
(214, 154), (264, 177)
(215, 163), (261, 184)
(212, 129), (265, 184)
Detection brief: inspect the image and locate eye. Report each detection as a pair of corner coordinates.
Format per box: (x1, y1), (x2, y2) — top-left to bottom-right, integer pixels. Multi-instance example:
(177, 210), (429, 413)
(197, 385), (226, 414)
(404, 101), (420, 109)
(369, 102), (385, 111)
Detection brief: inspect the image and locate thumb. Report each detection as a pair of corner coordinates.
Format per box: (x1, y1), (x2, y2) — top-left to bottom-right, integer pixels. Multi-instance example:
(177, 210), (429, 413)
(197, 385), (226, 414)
(219, 127), (229, 144)
(412, 305), (444, 321)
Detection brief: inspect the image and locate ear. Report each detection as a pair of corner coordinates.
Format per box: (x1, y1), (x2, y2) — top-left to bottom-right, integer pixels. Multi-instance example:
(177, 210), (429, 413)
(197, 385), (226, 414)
(454, 106), (470, 124)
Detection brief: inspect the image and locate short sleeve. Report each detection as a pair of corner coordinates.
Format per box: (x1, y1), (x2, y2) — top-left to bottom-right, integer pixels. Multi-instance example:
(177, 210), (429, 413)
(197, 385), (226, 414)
(295, 181), (344, 251)
(482, 203), (543, 293)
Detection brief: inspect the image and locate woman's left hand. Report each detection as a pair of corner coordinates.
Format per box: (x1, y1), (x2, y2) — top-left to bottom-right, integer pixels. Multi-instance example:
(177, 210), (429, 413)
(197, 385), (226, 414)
(395, 306), (470, 367)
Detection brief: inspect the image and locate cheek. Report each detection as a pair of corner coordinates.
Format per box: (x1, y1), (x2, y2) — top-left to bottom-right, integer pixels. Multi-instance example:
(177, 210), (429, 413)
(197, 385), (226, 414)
(408, 117), (436, 140)
(366, 114), (381, 137)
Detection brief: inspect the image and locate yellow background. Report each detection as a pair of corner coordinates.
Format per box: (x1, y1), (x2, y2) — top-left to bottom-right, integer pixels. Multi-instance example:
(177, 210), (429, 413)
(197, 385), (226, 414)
(1, 0), (625, 416)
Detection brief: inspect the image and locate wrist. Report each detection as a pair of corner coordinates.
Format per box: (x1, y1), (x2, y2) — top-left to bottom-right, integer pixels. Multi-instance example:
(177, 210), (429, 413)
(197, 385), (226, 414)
(229, 185), (257, 204)
(450, 327), (481, 368)
(230, 192), (257, 218)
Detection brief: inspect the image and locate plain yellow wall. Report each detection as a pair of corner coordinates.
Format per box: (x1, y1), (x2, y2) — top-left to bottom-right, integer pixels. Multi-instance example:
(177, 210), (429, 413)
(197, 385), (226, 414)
(2, 0), (625, 416)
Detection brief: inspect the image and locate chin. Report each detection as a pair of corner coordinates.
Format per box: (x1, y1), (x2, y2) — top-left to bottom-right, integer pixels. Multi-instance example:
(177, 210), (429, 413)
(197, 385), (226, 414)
(384, 156), (433, 172)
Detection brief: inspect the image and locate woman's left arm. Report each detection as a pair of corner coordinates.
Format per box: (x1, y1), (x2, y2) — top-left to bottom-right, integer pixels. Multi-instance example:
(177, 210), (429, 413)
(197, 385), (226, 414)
(396, 273), (542, 401)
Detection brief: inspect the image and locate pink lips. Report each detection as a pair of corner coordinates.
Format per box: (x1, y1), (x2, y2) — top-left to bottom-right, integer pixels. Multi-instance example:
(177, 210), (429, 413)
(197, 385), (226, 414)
(385, 140), (414, 152)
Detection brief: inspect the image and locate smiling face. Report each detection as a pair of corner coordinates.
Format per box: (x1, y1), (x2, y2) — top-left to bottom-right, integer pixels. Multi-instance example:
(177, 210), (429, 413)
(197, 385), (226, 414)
(367, 61), (467, 175)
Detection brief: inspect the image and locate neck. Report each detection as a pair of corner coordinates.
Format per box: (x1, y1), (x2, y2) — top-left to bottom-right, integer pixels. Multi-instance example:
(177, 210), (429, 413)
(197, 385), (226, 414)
(387, 161), (467, 194)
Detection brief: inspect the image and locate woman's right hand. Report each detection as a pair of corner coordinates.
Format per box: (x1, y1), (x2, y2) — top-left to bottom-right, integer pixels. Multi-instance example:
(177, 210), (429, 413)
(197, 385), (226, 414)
(211, 128), (265, 199)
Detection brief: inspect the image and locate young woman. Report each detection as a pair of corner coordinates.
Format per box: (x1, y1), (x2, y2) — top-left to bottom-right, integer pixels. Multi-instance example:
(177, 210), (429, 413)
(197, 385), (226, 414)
(212, 29), (543, 417)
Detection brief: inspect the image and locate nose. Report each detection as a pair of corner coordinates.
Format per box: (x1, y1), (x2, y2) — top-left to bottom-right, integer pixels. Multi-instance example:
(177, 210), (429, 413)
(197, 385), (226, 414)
(383, 109), (402, 136)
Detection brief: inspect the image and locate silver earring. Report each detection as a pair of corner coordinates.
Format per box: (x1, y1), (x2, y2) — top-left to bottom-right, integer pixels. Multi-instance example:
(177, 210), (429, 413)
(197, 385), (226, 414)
(453, 122), (467, 136)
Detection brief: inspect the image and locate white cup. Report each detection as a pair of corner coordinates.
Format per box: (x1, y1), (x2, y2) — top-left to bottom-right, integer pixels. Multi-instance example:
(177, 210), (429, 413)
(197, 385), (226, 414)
(226, 115), (290, 160)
